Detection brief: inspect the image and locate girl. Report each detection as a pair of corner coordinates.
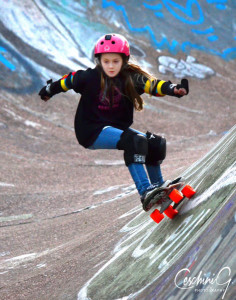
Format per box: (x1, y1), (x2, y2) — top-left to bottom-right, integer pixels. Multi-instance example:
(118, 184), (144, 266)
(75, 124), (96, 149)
(39, 33), (189, 211)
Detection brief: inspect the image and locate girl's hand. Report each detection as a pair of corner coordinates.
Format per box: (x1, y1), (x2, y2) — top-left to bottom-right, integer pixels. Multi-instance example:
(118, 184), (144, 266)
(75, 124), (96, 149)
(173, 78), (189, 98)
(38, 86), (51, 101)
(42, 95), (51, 102)
(39, 80), (52, 101)
(174, 87), (187, 96)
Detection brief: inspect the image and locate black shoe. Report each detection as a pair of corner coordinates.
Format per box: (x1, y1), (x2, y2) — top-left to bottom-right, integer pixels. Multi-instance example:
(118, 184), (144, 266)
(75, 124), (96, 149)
(141, 181), (171, 211)
(141, 177), (185, 211)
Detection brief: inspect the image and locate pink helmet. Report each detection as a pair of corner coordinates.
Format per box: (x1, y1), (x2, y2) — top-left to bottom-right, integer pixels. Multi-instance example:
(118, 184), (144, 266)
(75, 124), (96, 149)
(94, 33), (130, 57)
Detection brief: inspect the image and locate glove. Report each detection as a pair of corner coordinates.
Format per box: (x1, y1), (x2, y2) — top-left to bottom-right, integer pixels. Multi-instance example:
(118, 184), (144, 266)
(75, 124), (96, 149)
(175, 79), (189, 96)
(170, 78), (189, 98)
(163, 79), (189, 98)
(38, 79), (52, 101)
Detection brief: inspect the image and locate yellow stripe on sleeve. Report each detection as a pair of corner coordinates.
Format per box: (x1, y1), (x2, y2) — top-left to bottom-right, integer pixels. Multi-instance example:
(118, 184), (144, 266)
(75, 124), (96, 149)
(144, 79), (153, 94)
(61, 78), (69, 91)
(157, 80), (166, 96)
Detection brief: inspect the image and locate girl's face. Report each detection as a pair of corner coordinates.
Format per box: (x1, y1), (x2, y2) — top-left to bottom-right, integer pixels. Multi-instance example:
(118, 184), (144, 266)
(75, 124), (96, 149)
(100, 53), (123, 77)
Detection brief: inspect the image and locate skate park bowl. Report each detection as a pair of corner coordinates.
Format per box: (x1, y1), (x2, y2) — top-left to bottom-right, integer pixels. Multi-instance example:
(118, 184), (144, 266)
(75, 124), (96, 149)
(0, 1), (235, 300)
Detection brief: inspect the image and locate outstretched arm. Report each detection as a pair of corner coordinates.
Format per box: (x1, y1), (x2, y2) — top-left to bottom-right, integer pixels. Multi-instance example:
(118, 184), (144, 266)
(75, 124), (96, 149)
(143, 78), (189, 98)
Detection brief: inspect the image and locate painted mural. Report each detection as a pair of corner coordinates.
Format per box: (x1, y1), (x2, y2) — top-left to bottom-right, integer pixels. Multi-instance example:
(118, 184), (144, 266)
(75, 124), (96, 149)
(0, 0), (235, 94)
(102, 0), (236, 60)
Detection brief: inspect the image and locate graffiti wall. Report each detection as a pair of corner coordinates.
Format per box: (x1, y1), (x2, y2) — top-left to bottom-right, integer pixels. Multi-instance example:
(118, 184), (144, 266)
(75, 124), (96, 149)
(0, 0), (235, 93)
(102, 0), (236, 59)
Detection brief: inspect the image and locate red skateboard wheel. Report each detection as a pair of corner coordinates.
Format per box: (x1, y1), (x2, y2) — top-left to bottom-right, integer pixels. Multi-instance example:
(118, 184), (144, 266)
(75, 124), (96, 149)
(182, 185), (196, 198)
(150, 209), (164, 223)
(169, 189), (183, 203)
(164, 205), (179, 219)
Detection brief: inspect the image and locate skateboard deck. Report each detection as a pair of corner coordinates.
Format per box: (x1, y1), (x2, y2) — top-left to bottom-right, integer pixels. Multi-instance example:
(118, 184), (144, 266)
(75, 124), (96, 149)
(149, 181), (196, 223)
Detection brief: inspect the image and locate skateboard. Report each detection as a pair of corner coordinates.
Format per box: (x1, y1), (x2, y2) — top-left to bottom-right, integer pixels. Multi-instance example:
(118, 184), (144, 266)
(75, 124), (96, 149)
(149, 179), (196, 223)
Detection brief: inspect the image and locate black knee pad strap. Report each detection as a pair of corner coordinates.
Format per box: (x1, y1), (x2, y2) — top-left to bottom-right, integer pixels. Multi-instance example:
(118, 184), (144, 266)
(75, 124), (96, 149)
(146, 131), (166, 165)
(117, 129), (148, 166)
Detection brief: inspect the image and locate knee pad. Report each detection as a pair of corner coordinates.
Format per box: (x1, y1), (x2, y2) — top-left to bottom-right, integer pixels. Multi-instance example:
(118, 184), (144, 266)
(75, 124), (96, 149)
(145, 131), (166, 165)
(117, 129), (148, 166)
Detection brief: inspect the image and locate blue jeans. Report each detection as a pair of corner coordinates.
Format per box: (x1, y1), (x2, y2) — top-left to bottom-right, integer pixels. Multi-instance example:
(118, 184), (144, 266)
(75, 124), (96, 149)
(89, 126), (164, 196)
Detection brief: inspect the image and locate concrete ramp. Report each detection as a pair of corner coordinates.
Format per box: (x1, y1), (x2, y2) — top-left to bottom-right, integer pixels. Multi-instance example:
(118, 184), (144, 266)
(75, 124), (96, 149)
(78, 125), (236, 300)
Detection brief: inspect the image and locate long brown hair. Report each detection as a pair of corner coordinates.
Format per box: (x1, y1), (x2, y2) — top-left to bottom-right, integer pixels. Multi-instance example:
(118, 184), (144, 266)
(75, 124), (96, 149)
(96, 54), (157, 111)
